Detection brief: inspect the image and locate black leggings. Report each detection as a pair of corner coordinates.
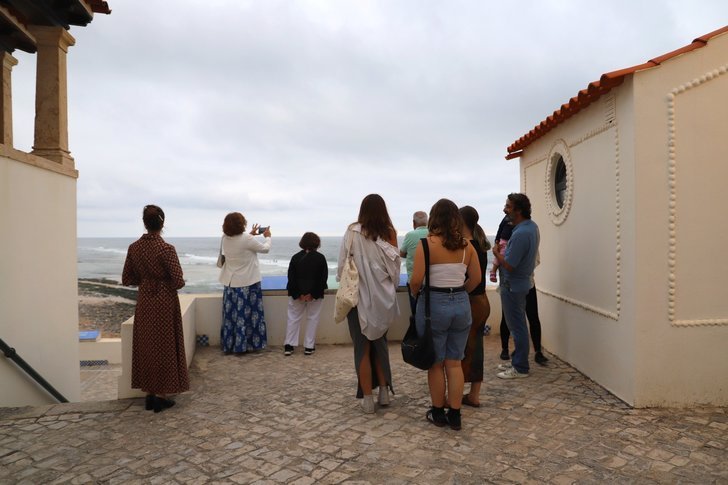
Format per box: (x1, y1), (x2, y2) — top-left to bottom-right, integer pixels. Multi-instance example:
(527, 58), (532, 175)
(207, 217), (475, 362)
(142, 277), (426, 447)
(500, 286), (542, 353)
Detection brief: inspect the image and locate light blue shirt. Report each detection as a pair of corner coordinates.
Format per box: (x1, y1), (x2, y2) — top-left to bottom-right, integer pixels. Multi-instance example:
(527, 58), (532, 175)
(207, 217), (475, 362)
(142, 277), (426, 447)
(400, 226), (428, 281)
(503, 219), (539, 293)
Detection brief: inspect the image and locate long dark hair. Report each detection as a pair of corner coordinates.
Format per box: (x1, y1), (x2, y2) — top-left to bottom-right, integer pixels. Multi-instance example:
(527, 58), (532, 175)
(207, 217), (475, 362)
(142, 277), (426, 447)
(357, 194), (395, 242)
(428, 199), (466, 251)
(459, 205), (491, 251)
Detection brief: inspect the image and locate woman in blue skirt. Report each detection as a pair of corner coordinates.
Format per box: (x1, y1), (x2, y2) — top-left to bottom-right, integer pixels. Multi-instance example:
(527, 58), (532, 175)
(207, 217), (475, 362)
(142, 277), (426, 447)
(218, 212), (272, 353)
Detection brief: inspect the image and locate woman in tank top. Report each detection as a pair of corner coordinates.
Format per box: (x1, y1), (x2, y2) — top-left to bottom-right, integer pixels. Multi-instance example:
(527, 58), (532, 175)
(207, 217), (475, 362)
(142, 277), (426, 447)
(409, 198), (482, 430)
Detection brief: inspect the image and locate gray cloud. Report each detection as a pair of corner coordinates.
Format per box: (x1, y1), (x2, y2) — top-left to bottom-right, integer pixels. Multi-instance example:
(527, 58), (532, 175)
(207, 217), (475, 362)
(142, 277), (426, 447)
(10, 0), (728, 237)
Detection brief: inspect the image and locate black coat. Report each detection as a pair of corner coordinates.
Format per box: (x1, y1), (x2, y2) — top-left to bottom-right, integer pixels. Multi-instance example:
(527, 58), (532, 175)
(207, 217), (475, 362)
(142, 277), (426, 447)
(286, 250), (328, 299)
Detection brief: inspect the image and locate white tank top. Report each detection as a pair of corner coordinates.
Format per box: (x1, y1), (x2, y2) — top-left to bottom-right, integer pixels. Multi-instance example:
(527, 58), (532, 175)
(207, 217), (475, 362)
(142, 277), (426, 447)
(429, 248), (467, 287)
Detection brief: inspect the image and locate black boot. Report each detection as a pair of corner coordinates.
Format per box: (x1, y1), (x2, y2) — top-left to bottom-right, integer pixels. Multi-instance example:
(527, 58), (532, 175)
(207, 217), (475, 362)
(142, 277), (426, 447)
(145, 394), (154, 411)
(447, 408), (462, 431)
(426, 406), (448, 427)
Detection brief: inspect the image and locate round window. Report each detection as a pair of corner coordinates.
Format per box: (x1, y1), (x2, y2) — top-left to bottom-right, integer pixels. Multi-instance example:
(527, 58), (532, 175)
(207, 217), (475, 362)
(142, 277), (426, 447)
(554, 156), (567, 208)
(545, 140), (573, 226)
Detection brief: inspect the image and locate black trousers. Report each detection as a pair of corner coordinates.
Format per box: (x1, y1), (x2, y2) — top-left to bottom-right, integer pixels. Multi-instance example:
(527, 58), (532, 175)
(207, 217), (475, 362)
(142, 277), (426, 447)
(500, 286), (542, 353)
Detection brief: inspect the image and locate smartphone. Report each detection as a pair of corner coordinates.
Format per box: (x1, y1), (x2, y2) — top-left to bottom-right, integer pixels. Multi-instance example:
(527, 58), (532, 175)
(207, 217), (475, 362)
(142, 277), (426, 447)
(257, 226), (269, 235)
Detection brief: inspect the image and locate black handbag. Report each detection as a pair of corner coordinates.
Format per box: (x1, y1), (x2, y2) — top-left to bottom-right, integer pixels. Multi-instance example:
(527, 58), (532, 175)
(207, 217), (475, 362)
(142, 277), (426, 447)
(401, 238), (436, 370)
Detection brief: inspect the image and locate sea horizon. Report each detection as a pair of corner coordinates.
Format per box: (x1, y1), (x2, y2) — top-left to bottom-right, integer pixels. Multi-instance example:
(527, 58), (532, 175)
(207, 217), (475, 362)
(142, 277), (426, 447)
(78, 235), (495, 293)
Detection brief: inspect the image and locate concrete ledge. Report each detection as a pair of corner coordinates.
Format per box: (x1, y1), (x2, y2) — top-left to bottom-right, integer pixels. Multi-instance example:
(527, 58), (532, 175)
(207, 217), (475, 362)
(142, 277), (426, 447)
(79, 338), (121, 364)
(117, 287), (502, 399)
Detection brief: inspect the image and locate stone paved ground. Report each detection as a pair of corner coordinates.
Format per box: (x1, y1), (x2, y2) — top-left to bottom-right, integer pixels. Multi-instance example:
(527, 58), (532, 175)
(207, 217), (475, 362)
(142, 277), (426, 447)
(80, 364), (121, 402)
(1, 338), (726, 484)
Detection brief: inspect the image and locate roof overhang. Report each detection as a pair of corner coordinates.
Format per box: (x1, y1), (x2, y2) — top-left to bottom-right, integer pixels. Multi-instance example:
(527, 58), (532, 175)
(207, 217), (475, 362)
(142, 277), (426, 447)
(0, 0), (111, 53)
(504, 25), (728, 160)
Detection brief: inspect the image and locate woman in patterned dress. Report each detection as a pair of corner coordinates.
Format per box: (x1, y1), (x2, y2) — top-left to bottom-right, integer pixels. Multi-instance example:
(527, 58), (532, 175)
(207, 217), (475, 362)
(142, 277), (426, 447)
(122, 205), (189, 413)
(218, 212), (272, 353)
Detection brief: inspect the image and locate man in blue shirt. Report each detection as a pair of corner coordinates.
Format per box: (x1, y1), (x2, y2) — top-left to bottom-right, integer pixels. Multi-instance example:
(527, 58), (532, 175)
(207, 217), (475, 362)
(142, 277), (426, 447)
(492, 193), (540, 378)
(400, 211), (429, 314)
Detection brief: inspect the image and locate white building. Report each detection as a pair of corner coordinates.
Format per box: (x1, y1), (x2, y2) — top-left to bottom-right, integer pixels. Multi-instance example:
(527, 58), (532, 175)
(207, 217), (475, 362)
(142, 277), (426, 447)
(0, 1), (111, 407)
(506, 26), (728, 407)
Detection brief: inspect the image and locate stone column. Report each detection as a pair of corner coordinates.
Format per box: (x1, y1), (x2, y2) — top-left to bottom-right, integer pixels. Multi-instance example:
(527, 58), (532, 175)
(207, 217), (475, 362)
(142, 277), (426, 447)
(1, 51), (18, 146)
(28, 26), (76, 168)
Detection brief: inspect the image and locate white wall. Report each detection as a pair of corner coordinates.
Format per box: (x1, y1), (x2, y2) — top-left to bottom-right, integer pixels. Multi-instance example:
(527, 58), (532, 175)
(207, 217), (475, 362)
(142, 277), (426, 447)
(630, 32), (728, 406)
(0, 154), (80, 406)
(519, 31), (728, 406)
(519, 90), (638, 404)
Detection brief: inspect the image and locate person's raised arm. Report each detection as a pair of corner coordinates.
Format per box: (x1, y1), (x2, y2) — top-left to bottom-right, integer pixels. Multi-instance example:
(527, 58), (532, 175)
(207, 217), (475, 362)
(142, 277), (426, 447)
(250, 228), (272, 254)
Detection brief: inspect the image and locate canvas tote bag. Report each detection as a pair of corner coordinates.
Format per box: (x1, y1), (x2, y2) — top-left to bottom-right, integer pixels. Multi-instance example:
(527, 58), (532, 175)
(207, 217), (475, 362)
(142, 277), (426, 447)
(334, 231), (359, 322)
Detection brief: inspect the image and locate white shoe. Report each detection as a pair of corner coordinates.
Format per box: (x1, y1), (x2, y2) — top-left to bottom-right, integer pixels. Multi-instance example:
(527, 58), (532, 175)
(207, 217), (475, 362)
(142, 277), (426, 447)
(361, 395), (375, 414)
(378, 386), (390, 407)
(497, 363), (513, 371)
(497, 368), (529, 379)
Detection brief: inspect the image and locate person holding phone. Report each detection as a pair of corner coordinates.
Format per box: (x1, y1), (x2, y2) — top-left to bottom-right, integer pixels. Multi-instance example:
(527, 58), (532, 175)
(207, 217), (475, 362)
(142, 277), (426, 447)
(218, 212), (272, 354)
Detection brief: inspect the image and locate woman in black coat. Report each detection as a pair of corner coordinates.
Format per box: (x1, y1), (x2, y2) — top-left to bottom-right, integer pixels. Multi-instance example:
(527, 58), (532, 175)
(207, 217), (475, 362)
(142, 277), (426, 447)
(284, 232), (329, 356)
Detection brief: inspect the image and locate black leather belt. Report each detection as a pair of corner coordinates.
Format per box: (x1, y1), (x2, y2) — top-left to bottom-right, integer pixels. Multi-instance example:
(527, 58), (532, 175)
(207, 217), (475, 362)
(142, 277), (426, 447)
(429, 286), (466, 293)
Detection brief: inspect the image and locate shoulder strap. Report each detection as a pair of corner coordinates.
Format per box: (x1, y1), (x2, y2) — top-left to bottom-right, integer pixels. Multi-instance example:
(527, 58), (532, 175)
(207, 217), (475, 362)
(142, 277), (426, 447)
(421, 238), (431, 321)
(345, 229), (355, 255)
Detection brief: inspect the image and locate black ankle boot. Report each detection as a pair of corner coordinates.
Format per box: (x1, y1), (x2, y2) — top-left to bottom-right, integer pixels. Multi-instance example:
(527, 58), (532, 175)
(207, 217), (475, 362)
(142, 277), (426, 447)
(145, 394), (154, 411)
(426, 406), (448, 427)
(447, 408), (462, 431)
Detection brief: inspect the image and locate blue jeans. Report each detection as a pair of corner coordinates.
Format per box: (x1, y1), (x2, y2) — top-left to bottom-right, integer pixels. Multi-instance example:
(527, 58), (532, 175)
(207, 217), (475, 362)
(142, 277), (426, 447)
(416, 291), (472, 362)
(500, 286), (530, 373)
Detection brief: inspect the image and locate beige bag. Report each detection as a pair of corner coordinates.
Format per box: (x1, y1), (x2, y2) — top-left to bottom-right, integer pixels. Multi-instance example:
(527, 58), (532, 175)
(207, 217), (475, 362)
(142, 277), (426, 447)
(334, 232), (359, 323)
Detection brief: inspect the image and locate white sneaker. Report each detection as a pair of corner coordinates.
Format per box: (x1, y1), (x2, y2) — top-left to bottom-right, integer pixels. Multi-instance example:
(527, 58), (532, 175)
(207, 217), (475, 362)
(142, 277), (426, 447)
(378, 386), (390, 406)
(361, 395), (376, 414)
(497, 368), (529, 379)
(497, 363), (513, 371)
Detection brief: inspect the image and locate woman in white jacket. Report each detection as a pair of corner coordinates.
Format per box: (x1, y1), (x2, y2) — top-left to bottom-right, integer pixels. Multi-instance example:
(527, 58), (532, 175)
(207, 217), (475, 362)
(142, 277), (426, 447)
(219, 212), (271, 354)
(338, 194), (400, 414)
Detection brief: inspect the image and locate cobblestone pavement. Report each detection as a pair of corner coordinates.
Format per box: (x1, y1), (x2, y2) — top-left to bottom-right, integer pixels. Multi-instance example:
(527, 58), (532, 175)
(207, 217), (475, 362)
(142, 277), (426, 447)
(80, 364), (121, 402)
(1, 338), (726, 484)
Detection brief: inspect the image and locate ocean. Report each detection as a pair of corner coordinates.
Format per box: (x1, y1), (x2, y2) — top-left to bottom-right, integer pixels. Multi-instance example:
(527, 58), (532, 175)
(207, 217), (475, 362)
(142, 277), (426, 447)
(78, 236), (494, 293)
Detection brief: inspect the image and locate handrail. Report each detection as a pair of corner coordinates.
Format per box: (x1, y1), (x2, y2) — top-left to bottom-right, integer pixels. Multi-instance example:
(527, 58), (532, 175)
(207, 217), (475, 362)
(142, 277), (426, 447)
(0, 338), (68, 403)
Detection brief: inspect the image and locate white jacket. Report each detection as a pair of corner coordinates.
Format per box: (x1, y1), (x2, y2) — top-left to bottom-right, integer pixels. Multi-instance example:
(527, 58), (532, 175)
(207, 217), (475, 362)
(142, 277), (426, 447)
(218, 233), (271, 288)
(338, 224), (400, 340)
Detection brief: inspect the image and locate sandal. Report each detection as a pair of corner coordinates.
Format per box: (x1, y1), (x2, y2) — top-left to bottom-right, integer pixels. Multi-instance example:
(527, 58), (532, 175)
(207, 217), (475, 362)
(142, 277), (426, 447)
(462, 395), (481, 408)
(425, 408), (448, 427)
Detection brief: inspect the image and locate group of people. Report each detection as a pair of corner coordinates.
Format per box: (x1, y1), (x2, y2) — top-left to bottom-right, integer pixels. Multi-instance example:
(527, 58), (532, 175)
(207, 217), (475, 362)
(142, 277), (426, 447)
(336, 193), (544, 431)
(121, 193), (544, 425)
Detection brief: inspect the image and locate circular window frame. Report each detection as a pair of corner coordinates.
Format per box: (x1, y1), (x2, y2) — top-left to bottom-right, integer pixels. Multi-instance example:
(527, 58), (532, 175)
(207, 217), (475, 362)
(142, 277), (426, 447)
(544, 140), (573, 226)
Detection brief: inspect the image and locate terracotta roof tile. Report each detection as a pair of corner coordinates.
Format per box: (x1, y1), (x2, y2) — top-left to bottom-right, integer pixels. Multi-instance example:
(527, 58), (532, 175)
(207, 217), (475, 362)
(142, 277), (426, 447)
(85, 0), (111, 15)
(505, 25), (728, 158)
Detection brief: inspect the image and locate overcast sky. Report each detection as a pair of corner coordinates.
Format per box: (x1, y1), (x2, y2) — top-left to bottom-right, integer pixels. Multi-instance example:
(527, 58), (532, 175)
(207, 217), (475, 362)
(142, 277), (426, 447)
(11, 0), (728, 237)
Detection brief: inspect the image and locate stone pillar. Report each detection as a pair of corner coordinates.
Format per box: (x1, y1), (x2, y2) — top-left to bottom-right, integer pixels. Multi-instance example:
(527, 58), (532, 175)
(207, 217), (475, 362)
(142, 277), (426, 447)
(1, 52), (18, 146)
(28, 26), (76, 168)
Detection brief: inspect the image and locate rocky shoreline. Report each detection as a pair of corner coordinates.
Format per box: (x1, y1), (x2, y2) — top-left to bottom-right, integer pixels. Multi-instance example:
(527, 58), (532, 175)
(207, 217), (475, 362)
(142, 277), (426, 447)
(78, 279), (136, 338)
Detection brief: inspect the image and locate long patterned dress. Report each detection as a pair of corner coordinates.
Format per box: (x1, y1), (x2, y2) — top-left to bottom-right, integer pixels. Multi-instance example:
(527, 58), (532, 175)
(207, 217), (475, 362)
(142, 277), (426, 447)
(122, 233), (190, 394)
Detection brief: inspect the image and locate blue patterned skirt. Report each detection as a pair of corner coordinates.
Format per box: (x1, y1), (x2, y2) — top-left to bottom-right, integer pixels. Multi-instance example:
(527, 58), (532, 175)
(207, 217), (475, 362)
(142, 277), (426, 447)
(221, 283), (267, 353)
